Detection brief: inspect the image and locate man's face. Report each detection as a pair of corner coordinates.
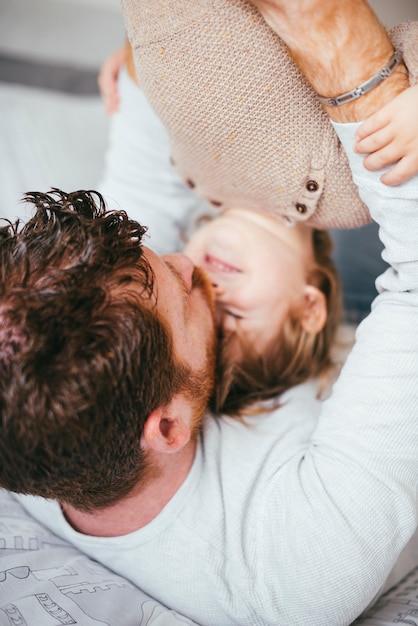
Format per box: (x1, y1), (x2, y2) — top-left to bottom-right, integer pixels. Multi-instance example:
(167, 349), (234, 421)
(143, 248), (217, 425)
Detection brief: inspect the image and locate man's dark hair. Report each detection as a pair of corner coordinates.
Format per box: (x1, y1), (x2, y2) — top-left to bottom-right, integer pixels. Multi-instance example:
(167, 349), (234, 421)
(0, 189), (188, 511)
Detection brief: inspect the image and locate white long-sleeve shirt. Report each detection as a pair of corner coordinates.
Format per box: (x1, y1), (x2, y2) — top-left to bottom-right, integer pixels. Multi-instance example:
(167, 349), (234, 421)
(17, 124), (418, 626)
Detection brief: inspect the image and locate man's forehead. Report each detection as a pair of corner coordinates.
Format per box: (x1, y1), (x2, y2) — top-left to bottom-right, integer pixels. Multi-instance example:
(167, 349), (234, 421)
(142, 247), (163, 284)
(140, 248), (171, 304)
(143, 246), (162, 270)
(143, 248), (185, 290)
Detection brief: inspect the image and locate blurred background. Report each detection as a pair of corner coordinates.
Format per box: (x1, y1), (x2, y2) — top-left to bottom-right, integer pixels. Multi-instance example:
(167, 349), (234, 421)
(0, 0), (417, 222)
(0, 0), (124, 220)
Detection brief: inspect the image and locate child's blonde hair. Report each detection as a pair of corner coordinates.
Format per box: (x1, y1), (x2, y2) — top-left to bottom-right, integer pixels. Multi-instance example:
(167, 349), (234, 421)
(212, 229), (342, 416)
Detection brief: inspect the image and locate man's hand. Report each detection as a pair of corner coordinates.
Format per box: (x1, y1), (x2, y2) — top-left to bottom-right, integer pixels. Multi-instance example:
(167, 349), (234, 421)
(248, 0), (409, 122)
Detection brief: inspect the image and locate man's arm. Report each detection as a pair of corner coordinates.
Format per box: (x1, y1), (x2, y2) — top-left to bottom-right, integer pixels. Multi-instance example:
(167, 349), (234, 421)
(249, 0), (409, 122)
(249, 0), (418, 620)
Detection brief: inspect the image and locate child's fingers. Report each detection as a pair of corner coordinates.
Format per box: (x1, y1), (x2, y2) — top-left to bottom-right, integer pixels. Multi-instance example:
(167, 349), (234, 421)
(362, 143), (402, 172)
(98, 58), (117, 97)
(97, 48), (126, 115)
(354, 126), (393, 155)
(355, 109), (390, 141)
(105, 92), (120, 116)
(380, 157), (418, 186)
(99, 83), (119, 116)
(98, 67), (119, 115)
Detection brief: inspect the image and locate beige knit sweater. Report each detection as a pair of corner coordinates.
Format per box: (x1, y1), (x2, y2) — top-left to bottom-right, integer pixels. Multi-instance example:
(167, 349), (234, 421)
(121, 0), (417, 229)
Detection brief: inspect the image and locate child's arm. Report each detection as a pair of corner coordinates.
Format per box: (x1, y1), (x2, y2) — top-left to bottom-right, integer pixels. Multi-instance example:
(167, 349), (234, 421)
(354, 85), (418, 186)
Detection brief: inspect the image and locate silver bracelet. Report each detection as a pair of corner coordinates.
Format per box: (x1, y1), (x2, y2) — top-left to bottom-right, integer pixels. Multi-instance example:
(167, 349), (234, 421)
(317, 50), (403, 107)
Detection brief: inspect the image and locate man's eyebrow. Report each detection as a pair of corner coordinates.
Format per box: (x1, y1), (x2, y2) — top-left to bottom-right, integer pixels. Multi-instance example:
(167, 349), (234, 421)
(164, 261), (190, 301)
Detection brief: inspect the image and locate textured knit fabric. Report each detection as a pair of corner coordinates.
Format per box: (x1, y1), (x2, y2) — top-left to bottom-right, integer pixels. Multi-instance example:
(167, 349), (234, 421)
(120, 0), (418, 229)
(99, 68), (387, 323)
(391, 20), (418, 85)
(98, 68), (208, 255)
(17, 124), (418, 626)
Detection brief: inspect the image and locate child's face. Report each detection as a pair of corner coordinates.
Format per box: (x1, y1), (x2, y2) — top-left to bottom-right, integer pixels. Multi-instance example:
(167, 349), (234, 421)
(184, 207), (316, 353)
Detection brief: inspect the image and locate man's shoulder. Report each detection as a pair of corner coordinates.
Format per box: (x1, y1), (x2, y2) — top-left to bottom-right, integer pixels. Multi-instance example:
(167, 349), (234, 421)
(201, 380), (322, 454)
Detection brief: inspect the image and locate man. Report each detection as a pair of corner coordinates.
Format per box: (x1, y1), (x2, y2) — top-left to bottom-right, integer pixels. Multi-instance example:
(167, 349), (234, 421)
(0, 2), (417, 625)
(0, 191), (216, 514)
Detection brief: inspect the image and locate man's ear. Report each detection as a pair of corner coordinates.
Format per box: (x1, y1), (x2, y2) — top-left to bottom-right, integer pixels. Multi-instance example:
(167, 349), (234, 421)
(300, 285), (327, 334)
(141, 395), (193, 454)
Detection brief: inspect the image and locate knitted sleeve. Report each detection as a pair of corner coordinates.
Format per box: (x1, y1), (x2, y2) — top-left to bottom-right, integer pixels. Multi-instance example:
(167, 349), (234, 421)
(97, 67), (206, 255)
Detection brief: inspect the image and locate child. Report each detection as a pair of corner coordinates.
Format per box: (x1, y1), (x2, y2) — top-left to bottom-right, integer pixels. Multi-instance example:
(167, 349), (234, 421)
(185, 69), (418, 411)
(97, 46), (341, 415)
(97, 42), (417, 415)
(184, 207), (340, 414)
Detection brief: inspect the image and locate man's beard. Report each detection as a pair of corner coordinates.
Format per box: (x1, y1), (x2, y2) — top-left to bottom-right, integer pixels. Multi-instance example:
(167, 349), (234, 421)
(185, 266), (218, 431)
(192, 265), (216, 315)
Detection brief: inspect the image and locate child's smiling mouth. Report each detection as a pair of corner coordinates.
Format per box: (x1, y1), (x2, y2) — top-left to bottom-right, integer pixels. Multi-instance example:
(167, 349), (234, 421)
(203, 253), (242, 275)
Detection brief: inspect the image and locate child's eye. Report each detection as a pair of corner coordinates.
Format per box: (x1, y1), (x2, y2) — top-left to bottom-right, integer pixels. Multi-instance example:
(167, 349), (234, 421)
(225, 310), (243, 320)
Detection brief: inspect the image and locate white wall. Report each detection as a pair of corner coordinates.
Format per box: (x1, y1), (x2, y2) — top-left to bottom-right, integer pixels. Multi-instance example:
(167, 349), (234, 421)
(0, 0), (125, 68)
(0, 0), (416, 68)
(369, 0), (418, 25)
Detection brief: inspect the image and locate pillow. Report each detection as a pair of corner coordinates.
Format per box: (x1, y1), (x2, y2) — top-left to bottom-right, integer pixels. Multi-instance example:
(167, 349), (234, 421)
(0, 490), (198, 625)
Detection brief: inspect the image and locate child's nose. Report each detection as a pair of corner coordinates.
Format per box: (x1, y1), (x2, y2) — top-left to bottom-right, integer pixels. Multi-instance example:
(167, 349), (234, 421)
(211, 281), (225, 296)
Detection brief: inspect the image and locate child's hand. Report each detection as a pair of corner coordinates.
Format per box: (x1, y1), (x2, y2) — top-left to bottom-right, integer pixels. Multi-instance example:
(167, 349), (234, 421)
(98, 47), (127, 116)
(354, 85), (418, 185)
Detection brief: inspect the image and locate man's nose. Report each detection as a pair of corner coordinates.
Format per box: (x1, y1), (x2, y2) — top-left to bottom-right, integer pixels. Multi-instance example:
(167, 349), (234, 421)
(163, 253), (195, 293)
